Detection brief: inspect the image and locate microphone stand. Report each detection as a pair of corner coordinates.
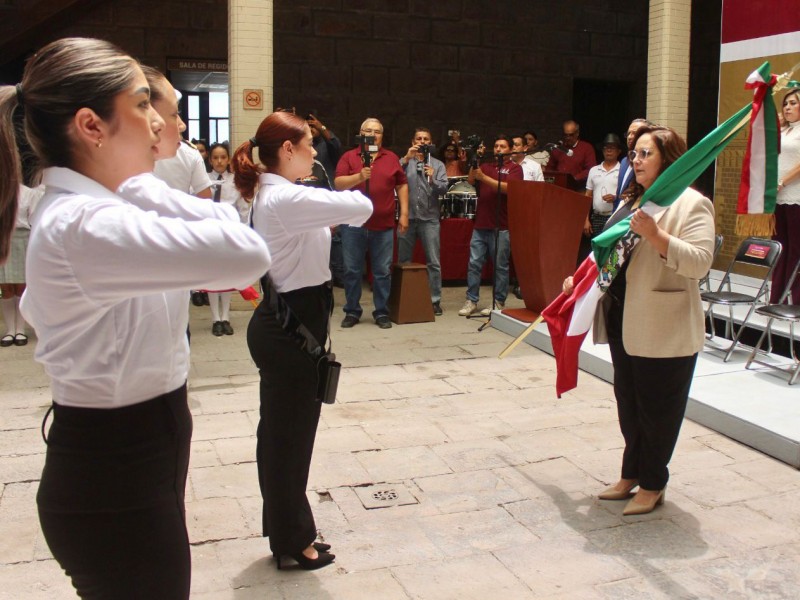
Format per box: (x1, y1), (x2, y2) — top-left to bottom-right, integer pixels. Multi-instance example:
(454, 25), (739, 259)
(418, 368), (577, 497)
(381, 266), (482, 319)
(468, 151), (513, 332)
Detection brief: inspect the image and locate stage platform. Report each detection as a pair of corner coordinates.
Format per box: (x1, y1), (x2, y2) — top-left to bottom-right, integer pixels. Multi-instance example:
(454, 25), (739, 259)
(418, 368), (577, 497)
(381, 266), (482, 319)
(492, 270), (800, 469)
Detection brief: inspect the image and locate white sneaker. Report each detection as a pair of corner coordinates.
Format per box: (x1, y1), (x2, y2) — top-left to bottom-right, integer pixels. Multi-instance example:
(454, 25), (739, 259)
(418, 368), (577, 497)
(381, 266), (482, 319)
(458, 300), (478, 316)
(480, 301), (505, 316)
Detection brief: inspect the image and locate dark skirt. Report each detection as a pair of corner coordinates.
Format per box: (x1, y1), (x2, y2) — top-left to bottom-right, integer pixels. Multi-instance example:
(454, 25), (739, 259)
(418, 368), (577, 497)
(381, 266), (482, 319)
(247, 283), (329, 555)
(37, 384), (192, 600)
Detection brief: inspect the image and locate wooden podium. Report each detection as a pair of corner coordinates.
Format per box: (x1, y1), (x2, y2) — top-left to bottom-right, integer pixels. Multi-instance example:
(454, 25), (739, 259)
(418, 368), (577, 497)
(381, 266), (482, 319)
(505, 181), (591, 322)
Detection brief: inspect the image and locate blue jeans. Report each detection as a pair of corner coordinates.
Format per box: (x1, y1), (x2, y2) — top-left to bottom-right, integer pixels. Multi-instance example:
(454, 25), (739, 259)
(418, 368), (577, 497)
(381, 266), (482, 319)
(340, 225), (393, 319)
(397, 219), (441, 303)
(466, 228), (510, 303)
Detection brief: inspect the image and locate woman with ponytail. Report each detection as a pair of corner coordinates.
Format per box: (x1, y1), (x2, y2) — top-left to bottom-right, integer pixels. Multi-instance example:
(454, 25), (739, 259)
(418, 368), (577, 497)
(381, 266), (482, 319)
(3, 38), (270, 598)
(233, 111), (371, 570)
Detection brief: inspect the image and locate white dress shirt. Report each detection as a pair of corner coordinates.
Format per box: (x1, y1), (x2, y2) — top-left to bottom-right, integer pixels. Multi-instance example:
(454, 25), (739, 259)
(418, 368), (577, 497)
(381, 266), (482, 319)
(520, 155), (545, 182)
(211, 170), (250, 222)
(20, 168), (271, 408)
(586, 161), (621, 215)
(153, 142), (213, 194)
(251, 173), (372, 293)
(16, 184), (45, 229)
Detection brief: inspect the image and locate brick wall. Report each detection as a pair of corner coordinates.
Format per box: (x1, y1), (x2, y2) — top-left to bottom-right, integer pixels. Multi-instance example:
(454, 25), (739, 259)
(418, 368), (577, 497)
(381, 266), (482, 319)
(271, 0), (650, 154)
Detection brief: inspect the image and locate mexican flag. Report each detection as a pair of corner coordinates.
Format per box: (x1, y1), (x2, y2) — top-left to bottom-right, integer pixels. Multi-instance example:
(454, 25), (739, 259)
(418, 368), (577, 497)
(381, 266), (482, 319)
(735, 61), (780, 236)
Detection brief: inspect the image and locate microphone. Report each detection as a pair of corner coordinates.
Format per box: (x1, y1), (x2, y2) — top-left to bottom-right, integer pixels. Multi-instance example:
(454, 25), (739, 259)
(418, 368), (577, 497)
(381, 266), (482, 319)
(546, 142), (573, 157)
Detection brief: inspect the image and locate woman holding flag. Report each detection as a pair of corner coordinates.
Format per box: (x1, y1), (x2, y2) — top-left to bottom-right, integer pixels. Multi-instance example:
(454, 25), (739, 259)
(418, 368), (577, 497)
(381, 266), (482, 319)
(563, 126), (715, 516)
(771, 88), (800, 304)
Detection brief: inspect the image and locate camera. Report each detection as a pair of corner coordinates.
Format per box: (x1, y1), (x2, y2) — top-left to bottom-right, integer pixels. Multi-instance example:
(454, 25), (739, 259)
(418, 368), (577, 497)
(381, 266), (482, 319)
(459, 134), (483, 170)
(354, 134), (377, 167)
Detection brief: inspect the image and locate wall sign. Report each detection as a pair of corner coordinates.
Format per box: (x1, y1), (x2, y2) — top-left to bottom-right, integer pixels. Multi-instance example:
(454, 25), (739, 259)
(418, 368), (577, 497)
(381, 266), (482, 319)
(243, 89), (263, 110)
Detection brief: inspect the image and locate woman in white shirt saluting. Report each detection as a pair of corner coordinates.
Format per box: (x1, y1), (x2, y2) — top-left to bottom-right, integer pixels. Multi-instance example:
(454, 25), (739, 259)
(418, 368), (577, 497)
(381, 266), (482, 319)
(1, 38), (270, 598)
(233, 111), (372, 570)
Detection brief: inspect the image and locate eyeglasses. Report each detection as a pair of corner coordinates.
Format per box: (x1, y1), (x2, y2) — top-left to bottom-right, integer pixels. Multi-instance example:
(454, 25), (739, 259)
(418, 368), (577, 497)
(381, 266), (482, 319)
(628, 148), (654, 162)
(361, 128), (383, 135)
(562, 131), (578, 138)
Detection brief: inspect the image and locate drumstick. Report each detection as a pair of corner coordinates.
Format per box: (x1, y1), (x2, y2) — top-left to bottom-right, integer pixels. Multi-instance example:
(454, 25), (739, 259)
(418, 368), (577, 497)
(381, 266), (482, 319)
(498, 315), (544, 358)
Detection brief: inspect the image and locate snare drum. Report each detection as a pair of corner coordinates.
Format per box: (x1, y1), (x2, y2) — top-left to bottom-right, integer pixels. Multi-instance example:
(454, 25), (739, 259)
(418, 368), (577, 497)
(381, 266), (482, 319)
(443, 180), (477, 219)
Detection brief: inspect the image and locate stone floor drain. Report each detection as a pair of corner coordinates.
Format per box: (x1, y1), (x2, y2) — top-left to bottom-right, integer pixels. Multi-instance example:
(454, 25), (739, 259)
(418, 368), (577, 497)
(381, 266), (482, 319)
(354, 484), (419, 509)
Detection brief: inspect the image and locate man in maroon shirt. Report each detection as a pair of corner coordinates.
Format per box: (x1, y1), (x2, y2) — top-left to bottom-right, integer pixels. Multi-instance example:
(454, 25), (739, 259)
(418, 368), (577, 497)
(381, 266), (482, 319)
(546, 119), (597, 190)
(458, 134), (523, 317)
(335, 118), (409, 329)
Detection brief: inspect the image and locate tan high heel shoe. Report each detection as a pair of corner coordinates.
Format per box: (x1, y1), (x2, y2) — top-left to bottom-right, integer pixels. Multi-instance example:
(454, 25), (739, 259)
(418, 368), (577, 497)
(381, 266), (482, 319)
(598, 480), (639, 500)
(622, 489), (665, 516)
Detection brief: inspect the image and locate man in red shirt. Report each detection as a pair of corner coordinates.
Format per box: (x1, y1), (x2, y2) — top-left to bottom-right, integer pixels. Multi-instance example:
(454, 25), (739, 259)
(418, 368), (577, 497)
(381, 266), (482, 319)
(335, 118), (409, 329)
(458, 135), (523, 317)
(546, 119), (597, 191)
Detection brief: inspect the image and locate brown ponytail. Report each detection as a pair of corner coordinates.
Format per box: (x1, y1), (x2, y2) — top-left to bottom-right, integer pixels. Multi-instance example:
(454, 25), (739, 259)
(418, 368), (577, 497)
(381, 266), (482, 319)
(0, 86), (21, 264)
(232, 111), (308, 201)
(232, 138), (262, 202)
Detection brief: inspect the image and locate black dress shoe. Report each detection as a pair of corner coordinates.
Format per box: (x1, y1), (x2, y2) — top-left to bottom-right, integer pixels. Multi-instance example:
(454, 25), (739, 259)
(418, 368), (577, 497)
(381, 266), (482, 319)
(432, 302), (443, 316)
(275, 551), (335, 571)
(191, 292), (204, 307)
(212, 321), (224, 336)
(0, 335), (13, 347)
(221, 321), (234, 335)
(375, 315), (392, 329)
(201, 292), (210, 306)
(341, 315), (359, 328)
(13, 333), (28, 346)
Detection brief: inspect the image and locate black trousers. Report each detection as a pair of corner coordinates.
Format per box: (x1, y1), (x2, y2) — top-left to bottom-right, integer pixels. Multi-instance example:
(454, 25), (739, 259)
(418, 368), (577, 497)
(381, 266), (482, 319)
(247, 285), (328, 555)
(607, 301), (697, 491)
(37, 385), (192, 600)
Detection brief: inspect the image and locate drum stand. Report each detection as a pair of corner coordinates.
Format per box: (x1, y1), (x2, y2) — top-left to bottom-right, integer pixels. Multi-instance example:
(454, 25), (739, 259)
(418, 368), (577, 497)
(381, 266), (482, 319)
(467, 153), (506, 332)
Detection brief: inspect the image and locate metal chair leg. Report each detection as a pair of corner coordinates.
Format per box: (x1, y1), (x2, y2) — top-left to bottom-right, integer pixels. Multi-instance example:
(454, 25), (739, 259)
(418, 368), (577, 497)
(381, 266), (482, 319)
(745, 322), (770, 370)
(723, 304), (758, 362)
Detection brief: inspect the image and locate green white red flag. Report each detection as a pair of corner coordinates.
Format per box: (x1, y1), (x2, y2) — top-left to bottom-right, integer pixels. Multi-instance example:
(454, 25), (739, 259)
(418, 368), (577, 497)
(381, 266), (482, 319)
(736, 61), (780, 236)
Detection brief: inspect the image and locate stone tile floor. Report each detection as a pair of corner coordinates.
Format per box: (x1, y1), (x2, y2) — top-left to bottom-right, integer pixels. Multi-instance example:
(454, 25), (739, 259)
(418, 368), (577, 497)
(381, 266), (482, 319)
(1, 284), (799, 599)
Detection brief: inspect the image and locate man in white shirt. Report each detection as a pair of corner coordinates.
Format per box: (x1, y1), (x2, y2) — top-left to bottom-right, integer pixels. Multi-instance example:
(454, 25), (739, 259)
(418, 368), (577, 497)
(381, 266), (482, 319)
(584, 133), (623, 238)
(513, 135), (544, 181)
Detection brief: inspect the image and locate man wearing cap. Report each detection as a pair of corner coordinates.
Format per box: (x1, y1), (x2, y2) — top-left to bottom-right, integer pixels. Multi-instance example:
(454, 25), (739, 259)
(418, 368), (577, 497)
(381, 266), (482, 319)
(584, 133), (623, 238)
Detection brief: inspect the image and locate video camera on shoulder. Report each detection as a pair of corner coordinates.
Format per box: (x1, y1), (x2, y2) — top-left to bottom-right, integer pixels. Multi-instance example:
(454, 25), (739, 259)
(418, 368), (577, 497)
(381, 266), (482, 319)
(354, 134), (377, 167)
(459, 134), (482, 170)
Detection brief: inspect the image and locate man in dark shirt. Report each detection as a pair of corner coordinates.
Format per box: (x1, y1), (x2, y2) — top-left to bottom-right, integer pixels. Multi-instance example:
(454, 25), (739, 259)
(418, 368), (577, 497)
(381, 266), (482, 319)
(335, 118), (409, 329)
(458, 135), (524, 317)
(307, 112), (342, 184)
(546, 119), (597, 190)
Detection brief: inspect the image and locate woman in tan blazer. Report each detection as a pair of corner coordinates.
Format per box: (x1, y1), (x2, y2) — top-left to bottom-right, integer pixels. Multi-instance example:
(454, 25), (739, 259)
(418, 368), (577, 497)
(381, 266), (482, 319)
(564, 126), (715, 515)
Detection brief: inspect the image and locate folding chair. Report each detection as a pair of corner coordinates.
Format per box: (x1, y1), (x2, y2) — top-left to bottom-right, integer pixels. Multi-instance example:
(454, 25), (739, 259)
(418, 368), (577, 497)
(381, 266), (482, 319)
(745, 255), (800, 384)
(699, 233), (724, 292)
(702, 237), (782, 362)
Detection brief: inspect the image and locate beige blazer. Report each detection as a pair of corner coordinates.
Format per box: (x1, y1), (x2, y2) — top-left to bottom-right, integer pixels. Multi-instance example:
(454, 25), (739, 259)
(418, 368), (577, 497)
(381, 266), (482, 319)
(593, 188), (715, 358)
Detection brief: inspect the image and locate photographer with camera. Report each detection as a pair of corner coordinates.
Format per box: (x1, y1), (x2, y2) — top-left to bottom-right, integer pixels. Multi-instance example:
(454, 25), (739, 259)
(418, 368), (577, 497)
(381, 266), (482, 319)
(398, 128), (449, 315)
(335, 118), (408, 329)
(458, 134), (523, 317)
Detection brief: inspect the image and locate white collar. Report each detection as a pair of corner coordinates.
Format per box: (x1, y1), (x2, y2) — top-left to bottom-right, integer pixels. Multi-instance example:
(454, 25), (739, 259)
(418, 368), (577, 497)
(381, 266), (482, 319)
(42, 167), (117, 199)
(258, 172), (292, 185)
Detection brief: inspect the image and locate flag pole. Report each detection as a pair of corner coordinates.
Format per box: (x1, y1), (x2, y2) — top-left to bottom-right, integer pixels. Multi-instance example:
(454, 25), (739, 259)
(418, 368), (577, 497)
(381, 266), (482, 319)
(498, 315), (544, 359)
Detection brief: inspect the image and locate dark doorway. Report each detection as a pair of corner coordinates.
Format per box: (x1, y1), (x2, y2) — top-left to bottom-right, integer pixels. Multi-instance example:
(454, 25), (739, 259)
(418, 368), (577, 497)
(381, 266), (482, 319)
(573, 79), (640, 160)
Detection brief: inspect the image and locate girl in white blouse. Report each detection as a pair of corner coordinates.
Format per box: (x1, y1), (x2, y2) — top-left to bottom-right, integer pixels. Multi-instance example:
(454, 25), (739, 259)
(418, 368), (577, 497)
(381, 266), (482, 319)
(207, 142), (250, 336)
(232, 111), (372, 570)
(2, 38), (270, 598)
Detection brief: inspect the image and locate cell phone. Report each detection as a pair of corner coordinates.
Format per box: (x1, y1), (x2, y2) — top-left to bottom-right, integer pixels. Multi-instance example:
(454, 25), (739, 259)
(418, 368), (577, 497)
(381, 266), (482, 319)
(307, 109), (318, 120)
